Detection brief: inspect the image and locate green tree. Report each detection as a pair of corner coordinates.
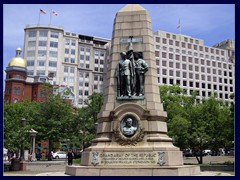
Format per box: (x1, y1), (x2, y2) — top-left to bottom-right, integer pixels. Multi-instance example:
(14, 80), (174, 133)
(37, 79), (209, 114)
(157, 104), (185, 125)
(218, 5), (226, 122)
(4, 99), (39, 154)
(160, 85), (234, 164)
(33, 94), (74, 152)
(70, 93), (104, 150)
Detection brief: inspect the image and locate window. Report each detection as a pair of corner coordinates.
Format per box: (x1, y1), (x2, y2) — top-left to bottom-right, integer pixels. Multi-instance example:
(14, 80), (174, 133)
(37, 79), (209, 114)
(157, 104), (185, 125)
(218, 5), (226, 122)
(183, 81), (187, 86)
(94, 50), (99, 55)
(39, 41), (47, 47)
(100, 51), (104, 57)
(27, 61), (34, 66)
(100, 60), (104, 65)
(71, 40), (76, 46)
(86, 56), (90, 61)
(170, 79), (174, 84)
(65, 39), (70, 45)
(162, 52), (166, 58)
(70, 67), (75, 73)
(64, 57), (69, 63)
(70, 58), (75, 63)
(169, 54), (173, 59)
(100, 76), (103, 81)
(94, 75), (98, 81)
(162, 69), (167, 75)
(181, 42), (186, 48)
(49, 51), (57, 57)
(39, 30), (48, 37)
(155, 37), (160, 42)
(71, 49), (75, 55)
(175, 41), (179, 46)
(37, 70), (45, 76)
(202, 83), (205, 88)
(85, 82), (89, 87)
(162, 78), (167, 84)
(85, 72), (89, 78)
(176, 71), (180, 77)
(79, 90), (83, 95)
(29, 31), (36, 37)
(162, 38), (167, 44)
(196, 82), (199, 88)
(64, 66), (68, 73)
(38, 61), (45, 66)
(86, 47), (90, 52)
(50, 31), (59, 38)
(65, 49), (69, 54)
(94, 67), (98, 71)
(79, 72), (84, 78)
(80, 55), (84, 60)
(50, 41), (58, 48)
(86, 64), (90, 69)
(84, 91), (89, 96)
(169, 62), (173, 68)
(38, 50), (46, 57)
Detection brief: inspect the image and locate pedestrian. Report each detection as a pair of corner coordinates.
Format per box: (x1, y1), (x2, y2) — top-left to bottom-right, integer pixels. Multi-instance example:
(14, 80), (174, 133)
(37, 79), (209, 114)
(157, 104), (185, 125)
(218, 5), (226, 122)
(67, 149), (74, 165)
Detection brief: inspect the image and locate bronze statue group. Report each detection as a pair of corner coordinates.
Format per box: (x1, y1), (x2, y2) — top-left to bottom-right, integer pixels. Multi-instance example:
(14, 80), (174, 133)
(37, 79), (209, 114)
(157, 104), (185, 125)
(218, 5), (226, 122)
(116, 42), (148, 98)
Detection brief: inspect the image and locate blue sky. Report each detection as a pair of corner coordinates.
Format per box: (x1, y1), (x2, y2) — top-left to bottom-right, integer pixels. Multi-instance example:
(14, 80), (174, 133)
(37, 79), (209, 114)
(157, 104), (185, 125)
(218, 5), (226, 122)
(3, 4), (235, 87)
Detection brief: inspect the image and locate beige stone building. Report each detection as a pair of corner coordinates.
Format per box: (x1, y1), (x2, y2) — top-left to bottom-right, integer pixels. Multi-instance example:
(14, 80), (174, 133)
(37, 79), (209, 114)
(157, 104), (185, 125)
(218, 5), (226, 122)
(154, 30), (234, 102)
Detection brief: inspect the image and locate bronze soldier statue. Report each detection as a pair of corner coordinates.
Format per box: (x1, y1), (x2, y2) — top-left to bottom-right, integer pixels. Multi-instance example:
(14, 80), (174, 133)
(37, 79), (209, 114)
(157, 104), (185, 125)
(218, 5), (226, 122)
(134, 52), (148, 96)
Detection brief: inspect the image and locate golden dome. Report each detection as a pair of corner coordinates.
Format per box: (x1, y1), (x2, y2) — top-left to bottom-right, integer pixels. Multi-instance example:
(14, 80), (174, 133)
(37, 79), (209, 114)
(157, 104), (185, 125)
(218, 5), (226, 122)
(8, 48), (27, 68)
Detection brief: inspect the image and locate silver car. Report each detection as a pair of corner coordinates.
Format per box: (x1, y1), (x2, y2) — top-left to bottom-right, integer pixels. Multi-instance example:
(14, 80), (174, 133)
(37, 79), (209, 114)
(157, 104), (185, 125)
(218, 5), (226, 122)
(52, 151), (67, 159)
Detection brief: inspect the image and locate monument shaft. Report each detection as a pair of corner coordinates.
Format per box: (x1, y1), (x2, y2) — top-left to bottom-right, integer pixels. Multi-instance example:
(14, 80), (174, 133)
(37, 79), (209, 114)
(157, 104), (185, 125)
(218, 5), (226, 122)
(66, 5), (200, 175)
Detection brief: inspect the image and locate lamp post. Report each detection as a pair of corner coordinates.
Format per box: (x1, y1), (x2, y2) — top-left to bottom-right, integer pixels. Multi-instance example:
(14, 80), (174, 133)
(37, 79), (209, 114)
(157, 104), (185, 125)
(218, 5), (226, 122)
(20, 118), (27, 161)
(29, 129), (38, 161)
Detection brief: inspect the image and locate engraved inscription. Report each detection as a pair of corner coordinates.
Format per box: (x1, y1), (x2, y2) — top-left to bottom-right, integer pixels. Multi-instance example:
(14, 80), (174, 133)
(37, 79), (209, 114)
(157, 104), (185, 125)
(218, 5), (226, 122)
(98, 152), (157, 165)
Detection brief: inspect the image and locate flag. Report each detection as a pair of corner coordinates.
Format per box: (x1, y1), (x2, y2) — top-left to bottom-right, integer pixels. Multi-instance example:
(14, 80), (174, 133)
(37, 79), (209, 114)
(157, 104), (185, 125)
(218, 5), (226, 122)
(52, 10), (58, 16)
(40, 9), (47, 14)
(177, 18), (181, 29)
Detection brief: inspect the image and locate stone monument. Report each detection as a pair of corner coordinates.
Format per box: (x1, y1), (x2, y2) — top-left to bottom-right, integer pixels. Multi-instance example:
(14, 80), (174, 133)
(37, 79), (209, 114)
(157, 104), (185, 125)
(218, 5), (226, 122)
(66, 4), (200, 176)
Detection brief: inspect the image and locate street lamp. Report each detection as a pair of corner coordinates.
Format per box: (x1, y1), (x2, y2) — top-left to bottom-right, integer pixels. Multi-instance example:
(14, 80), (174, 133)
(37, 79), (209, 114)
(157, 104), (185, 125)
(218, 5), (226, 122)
(20, 118), (27, 161)
(29, 129), (38, 161)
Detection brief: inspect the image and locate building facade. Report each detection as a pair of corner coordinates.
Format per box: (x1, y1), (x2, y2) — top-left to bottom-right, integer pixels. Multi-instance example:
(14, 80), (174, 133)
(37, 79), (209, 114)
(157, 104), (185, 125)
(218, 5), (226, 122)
(23, 25), (110, 107)
(154, 30), (234, 102)
(4, 48), (51, 104)
(11, 25), (234, 106)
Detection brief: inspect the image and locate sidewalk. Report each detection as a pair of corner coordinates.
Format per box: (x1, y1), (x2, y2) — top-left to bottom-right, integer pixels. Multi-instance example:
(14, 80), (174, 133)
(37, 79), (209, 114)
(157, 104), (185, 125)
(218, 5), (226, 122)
(4, 171), (234, 176)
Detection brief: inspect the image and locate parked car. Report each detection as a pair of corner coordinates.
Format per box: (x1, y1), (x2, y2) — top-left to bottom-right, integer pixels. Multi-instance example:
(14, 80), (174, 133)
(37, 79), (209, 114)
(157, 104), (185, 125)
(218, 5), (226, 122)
(203, 149), (212, 156)
(52, 151), (67, 159)
(183, 149), (193, 157)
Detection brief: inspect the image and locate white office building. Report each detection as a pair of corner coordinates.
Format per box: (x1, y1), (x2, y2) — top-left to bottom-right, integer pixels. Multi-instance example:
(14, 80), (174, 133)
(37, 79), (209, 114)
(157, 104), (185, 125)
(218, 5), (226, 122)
(22, 25), (234, 106)
(154, 30), (234, 102)
(23, 25), (110, 107)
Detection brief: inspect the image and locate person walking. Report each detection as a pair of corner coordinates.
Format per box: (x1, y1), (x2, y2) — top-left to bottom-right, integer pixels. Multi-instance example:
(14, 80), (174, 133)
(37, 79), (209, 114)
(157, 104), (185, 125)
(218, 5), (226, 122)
(67, 149), (74, 165)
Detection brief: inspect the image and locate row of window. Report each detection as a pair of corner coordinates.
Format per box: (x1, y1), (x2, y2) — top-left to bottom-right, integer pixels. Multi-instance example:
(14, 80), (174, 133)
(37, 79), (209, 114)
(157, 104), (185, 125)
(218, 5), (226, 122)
(155, 36), (225, 56)
(161, 78), (233, 92)
(160, 64), (233, 77)
(27, 50), (58, 58)
(65, 39), (76, 46)
(157, 51), (226, 63)
(63, 76), (74, 83)
(28, 30), (59, 39)
(160, 69), (233, 83)
(27, 60), (57, 67)
(157, 58), (232, 70)
(64, 66), (75, 73)
(64, 57), (76, 63)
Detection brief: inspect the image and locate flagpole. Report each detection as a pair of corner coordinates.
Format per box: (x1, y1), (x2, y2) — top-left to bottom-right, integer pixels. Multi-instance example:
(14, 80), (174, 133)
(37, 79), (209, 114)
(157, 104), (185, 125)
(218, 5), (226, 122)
(38, 11), (40, 25)
(49, 10), (52, 25)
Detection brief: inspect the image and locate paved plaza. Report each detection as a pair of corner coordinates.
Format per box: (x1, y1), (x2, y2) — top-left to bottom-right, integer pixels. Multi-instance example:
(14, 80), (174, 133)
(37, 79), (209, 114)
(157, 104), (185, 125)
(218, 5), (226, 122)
(3, 156), (235, 176)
